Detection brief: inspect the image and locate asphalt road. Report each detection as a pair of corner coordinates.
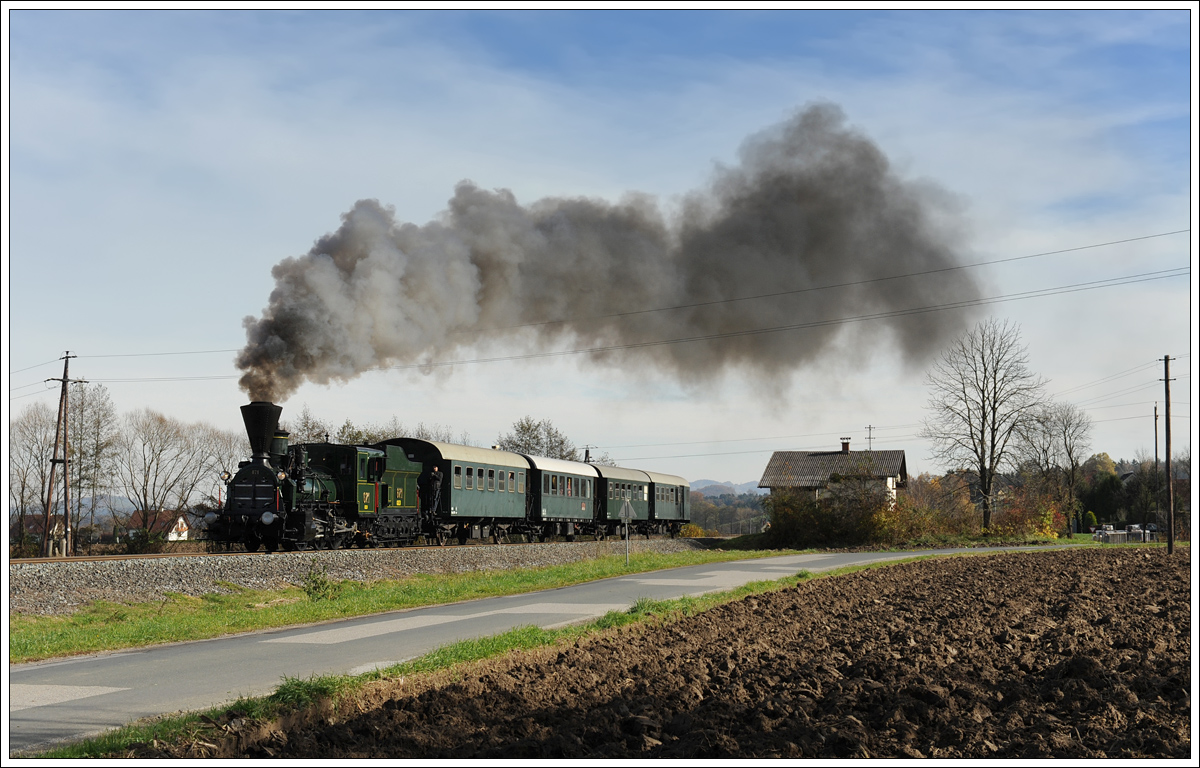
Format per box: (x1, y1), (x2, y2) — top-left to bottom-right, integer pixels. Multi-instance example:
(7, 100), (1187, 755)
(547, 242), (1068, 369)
(8, 545), (1063, 755)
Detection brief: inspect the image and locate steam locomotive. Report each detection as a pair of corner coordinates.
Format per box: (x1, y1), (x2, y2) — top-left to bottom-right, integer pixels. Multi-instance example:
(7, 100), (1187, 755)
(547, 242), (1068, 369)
(204, 402), (691, 551)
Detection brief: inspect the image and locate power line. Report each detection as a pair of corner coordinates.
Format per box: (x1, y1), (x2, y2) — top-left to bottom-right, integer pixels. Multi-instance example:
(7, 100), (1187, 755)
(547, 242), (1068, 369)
(599, 424), (921, 450)
(11, 228), (1187, 375)
(381, 267), (1187, 372)
(8, 358), (62, 375)
(78, 348), (241, 359)
(16, 265), (1185, 388)
(479, 228), (1191, 332)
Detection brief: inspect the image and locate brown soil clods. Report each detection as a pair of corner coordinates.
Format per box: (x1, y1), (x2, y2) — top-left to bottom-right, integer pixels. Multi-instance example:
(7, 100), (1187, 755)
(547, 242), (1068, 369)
(135, 547), (1191, 758)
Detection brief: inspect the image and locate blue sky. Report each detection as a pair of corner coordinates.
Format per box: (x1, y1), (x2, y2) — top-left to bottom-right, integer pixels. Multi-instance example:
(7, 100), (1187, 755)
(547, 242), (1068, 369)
(4, 8), (1195, 484)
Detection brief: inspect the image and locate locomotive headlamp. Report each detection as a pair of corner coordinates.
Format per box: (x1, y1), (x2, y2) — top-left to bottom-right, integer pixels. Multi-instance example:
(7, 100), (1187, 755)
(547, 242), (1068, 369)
(204, 512), (217, 526)
(276, 471), (287, 481)
(220, 471), (232, 482)
(260, 512), (276, 526)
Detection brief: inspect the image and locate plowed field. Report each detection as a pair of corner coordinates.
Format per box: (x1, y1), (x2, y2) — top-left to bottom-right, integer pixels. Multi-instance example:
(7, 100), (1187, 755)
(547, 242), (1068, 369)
(137, 546), (1191, 759)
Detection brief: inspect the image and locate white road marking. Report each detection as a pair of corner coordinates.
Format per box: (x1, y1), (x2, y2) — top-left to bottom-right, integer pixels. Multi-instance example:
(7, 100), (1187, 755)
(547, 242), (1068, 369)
(625, 570), (787, 590)
(10, 684), (129, 712)
(346, 660), (413, 676)
(265, 602), (628, 645)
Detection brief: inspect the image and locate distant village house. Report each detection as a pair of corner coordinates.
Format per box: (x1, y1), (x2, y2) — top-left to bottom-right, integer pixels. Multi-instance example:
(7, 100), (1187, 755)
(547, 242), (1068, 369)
(758, 439), (907, 502)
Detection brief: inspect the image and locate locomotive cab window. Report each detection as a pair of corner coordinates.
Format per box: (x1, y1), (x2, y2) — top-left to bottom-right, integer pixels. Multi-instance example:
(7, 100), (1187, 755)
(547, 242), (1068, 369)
(359, 456), (367, 480)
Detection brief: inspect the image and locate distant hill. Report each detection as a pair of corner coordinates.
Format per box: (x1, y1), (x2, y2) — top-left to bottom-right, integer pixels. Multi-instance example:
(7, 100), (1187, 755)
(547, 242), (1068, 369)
(690, 479), (766, 497)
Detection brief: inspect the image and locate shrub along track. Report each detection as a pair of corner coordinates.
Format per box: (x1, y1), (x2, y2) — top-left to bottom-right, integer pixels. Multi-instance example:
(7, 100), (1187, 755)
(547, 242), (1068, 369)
(133, 546), (1189, 759)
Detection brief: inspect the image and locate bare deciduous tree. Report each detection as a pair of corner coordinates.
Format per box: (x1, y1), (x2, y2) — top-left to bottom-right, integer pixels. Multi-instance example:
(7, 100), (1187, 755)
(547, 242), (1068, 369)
(67, 383), (119, 552)
(921, 318), (1047, 529)
(1016, 400), (1093, 535)
(497, 416), (579, 461)
(9, 402), (58, 554)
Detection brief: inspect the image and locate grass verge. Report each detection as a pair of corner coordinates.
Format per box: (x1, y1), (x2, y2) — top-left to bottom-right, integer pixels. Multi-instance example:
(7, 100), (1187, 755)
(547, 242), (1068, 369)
(11, 547), (793, 664)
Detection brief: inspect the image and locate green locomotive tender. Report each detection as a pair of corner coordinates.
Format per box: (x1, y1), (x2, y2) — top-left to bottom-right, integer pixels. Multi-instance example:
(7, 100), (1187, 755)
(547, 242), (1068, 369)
(206, 401), (690, 551)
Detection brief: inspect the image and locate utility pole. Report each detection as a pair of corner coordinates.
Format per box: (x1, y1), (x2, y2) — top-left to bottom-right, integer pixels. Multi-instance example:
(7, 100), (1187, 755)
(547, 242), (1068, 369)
(1162, 356), (1174, 554)
(1153, 403), (1159, 537)
(865, 425), (874, 451)
(42, 353), (83, 556)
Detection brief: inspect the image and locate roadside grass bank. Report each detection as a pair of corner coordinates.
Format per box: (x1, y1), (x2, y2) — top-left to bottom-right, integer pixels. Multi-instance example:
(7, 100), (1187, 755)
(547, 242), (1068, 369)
(721, 530), (1088, 551)
(31, 558), (889, 759)
(10, 548), (792, 664)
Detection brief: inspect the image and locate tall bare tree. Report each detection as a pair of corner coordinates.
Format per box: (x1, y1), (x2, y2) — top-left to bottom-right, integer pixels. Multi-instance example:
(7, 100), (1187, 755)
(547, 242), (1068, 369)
(111, 409), (197, 539)
(497, 416), (579, 460)
(67, 383), (119, 552)
(1016, 400), (1093, 535)
(921, 318), (1047, 529)
(9, 402), (58, 554)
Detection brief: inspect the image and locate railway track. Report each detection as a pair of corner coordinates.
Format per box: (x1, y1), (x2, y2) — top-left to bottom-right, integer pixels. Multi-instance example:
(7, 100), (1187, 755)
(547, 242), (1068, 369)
(10, 533), (693, 566)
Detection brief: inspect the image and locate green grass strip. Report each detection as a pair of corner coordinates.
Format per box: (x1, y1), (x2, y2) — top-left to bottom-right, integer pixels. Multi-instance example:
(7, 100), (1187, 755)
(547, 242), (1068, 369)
(10, 547), (795, 664)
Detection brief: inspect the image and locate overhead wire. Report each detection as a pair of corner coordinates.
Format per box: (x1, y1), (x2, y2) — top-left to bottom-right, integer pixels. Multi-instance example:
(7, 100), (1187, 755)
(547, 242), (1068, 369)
(476, 228), (1191, 332)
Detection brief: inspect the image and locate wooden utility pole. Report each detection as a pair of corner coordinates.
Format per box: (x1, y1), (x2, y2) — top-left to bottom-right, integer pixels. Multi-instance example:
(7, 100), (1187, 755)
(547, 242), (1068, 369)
(1162, 356), (1174, 554)
(40, 353), (86, 557)
(1153, 403), (1159, 536)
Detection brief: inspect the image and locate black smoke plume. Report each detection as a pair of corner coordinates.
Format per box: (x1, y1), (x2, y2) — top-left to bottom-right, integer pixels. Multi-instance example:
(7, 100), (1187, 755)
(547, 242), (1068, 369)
(237, 104), (980, 402)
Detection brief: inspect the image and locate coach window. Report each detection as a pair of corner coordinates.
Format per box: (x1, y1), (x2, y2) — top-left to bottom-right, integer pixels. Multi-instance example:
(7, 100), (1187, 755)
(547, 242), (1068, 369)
(508, 471), (515, 492)
(543, 474), (550, 494)
(607, 484), (613, 500)
(478, 468), (486, 490)
(518, 472), (525, 493)
(465, 467), (474, 490)
(552, 474), (560, 496)
(488, 469), (495, 491)
(498, 471), (506, 492)
(453, 465), (462, 489)
(566, 477), (573, 497)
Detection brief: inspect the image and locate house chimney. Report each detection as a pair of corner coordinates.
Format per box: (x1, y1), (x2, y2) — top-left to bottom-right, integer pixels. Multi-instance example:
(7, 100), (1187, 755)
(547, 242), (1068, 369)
(840, 437), (851, 453)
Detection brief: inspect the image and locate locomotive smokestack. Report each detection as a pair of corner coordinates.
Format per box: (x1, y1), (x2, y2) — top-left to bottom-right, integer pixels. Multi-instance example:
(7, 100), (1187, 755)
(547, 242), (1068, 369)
(241, 401), (283, 463)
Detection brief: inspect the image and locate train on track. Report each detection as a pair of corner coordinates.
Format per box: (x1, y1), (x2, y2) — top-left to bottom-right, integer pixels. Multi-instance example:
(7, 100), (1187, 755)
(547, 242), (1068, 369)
(204, 402), (691, 552)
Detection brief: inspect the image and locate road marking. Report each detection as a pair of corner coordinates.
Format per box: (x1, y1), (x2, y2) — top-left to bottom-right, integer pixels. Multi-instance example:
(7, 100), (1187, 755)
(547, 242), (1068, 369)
(346, 659), (415, 676)
(626, 570), (789, 591)
(265, 602), (628, 645)
(10, 684), (129, 712)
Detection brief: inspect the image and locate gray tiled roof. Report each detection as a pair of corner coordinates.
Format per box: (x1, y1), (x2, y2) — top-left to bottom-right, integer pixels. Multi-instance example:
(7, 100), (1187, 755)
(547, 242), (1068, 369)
(759, 450), (907, 489)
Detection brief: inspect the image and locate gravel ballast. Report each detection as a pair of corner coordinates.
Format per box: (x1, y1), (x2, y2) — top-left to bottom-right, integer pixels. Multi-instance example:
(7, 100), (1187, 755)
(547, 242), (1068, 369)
(9, 539), (713, 616)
